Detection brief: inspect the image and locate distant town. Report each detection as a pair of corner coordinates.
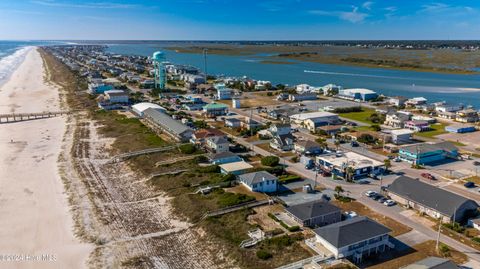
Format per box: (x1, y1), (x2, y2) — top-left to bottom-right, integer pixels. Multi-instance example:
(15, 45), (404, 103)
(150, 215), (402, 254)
(42, 43), (480, 268)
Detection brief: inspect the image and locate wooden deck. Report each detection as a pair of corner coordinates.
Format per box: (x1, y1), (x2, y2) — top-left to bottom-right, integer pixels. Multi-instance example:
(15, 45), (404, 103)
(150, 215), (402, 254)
(0, 111), (71, 123)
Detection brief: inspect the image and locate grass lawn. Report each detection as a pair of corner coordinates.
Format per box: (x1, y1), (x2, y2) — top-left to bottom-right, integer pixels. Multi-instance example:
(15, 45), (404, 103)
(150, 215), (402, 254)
(415, 122), (448, 138)
(337, 108), (377, 125)
(332, 201), (411, 237)
(448, 140), (467, 147)
(366, 240), (467, 269)
(464, 176), (480, 184)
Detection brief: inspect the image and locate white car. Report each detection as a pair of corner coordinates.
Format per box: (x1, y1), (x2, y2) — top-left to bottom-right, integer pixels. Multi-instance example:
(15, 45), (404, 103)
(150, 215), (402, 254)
(364, 190), (377, 197)
(383, 200), (396, 206)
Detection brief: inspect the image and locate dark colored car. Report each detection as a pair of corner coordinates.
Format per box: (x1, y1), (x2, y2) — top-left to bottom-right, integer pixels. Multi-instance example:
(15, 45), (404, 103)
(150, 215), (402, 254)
(421, 173), (436, 180)
(474, 161), (480, 166)
(321, 171), (332, 177)
(351, 141), (359, 147)
(464, 182), (475, 188)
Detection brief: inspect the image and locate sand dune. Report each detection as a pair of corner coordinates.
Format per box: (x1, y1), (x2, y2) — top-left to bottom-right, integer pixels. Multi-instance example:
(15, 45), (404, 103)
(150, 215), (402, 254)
(0, 48), (92, 269)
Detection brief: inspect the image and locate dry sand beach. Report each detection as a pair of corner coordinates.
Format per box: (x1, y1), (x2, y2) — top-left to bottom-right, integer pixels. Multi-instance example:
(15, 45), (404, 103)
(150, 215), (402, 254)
(0, 48), (92, 269)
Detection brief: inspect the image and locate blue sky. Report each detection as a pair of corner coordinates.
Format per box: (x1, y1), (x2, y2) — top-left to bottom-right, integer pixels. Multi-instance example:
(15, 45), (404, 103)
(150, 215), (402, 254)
(0, 0), (479, 40)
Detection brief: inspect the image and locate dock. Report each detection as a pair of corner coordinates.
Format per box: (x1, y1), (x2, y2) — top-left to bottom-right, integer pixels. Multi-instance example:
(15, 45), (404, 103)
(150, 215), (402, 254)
(0, 111), (71, 124)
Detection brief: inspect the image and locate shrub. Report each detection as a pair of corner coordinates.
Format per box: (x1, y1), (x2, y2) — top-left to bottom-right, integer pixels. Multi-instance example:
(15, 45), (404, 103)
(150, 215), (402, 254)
(179, 144), (196, 154)
(195, 165), (220, 173)
(220, 173), (236, 182)
(278, 175), (301, 183)
(334, 106), (362, 113)
(287, 225), (300, 232)
(443, 222), (465, 233)
(438, 243), (451, 257)
(256, 250), (272, 260)
(267, 212), (279, 222)
(291, 156), (299, 163)
(472, 237), (480, 244)
(194, 155), (209, 163)
(217, 192), (255, 207)
(261, 156), (280, 167)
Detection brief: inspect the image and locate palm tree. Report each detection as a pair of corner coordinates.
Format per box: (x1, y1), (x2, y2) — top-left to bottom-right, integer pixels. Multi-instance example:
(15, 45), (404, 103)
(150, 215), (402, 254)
(334, 185), (344, 196)
(345, 167), (355, 182)
(384, 159), (392, 174)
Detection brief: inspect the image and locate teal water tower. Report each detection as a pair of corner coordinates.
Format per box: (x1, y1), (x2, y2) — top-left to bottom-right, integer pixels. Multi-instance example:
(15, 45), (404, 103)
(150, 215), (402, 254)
(152, 51), (166, 89)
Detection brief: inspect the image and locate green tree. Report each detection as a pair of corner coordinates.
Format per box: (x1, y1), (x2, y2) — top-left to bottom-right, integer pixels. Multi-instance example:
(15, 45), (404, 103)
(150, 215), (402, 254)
(334, 140), (341, 151)
(334, 185), (344, 196)
(261, 156), (280, 167)
(383, 159), (391, 173)
(345, 167), (355, 182)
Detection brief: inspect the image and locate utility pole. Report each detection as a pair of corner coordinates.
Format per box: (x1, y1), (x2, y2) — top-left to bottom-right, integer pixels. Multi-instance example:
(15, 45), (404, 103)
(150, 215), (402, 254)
(435, 203), (441, 251)
(203, 48), (208, 83)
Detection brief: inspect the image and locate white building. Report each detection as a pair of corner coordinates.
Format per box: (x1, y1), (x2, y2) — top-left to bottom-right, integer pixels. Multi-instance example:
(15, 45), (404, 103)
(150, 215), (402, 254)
(338, 88), (378, 101)
(316, 152), (384, 180)
(405, 97), (427, 106)
(390, 129), (413, 144)
(238, 171), (278, 193)
(131, 102), (166, 117)
(215, 83), (232, 100)
(290, 111), (339, 125)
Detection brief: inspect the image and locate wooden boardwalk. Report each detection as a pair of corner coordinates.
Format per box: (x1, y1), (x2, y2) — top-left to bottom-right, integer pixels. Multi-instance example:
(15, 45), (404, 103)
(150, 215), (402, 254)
(0, 111), (71, 124)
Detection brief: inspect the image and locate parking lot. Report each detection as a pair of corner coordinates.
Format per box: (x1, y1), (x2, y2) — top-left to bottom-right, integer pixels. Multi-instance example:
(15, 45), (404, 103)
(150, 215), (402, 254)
(437, 131), (480, 150)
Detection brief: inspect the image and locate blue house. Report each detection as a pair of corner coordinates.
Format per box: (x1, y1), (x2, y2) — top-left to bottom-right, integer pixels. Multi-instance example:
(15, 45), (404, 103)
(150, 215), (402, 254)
(399, 142), (458, 165)
(209, 151), (243, 165)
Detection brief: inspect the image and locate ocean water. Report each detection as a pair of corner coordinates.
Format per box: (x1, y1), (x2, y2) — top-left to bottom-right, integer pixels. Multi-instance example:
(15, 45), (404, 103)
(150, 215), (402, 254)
(106, 42), (480, 108)
(0, 41), (64, 88)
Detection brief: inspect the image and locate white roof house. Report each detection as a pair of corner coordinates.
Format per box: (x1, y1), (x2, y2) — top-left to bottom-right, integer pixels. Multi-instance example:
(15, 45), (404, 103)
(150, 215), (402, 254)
(131, 102), (166, 117)
(219, 161), (253, 175)
(290, 111), (339, 124)
(317, 152), (383, 171)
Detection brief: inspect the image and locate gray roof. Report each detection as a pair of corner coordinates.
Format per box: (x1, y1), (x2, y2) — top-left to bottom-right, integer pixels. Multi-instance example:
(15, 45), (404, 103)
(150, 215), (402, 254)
(401, 141), (458, 155)
(401, 257), (459, 269)
(238, 171), (277, 185)
(295, 140), (321, 150)
(207, 136), (229, 144)
(273, 133), (295, 146)
(143, 108), (192, 136)
(286, 201), (341, 221)
(313, 216), (391, 248)
(387, 176), (478, 218)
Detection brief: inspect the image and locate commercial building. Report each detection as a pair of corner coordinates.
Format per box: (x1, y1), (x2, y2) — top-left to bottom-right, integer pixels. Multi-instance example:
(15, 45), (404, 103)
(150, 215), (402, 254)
(143, 108), (193, 142)
(313, 217), (392, 262)
(316, 152), (384, 180)
(238, 171), (278, 193)
(288, 93), (318, 102)
(445, 124), (476, 133)
(285, 201), (342, 228)
(338, 88), (378, 101)
(387, 176), (479, 223)
(398, 142), (458, 165)
(131, 102), (166, 117)
(290, 111), (339, 125)
(203, 102), (229, 117)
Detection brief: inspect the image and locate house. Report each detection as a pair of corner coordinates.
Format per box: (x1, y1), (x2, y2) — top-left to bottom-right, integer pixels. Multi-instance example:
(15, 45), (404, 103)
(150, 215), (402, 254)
(191, 128), (226, 145)
(143, 108), (193, 142)
(294, 140), (323, 155)
(435, 103), (463, 113)
(313, 216), (392, 262)
(387, 176), (479, 223)
(445, 125), (476, 133)
(318, 125), (343, 135)
(241, 117), (262, 131)
(225, 118), (241, 129)
(88, 83), (113, 94)
(404, 120), (430, 132)
(105, 89), (129, 104)
(406, 97), (427, 106)
(219, 161), (253, 175)
(206, 136), (229, 153)
(411, 115), (436, 124)
(384, 111), (411, 128)
(296, 84), (322, 94)
(131, 102), (166, 117)
(203, 102), (229, 117)
(288, 93), (317, 102)
(338, 88), (378, 101)
(268, 123), (291, 137)
(270, 133), (295, 151)
(390, 129), (413, 144)
(238, 171), (278, 193)
(437, 111), (456, 120)
(321, 84), (342, 96)
(401, 257), (459, 269)
(209, 151), (243, 165)
(215, 83), (232, 100)
(398, 141), (459, 165)
(455, 109), (479, 123)
(285, 200), (342, 228)
(387, 96), (408, 107)
(316, 152), (384, 180)
(290, 111), (339, 125)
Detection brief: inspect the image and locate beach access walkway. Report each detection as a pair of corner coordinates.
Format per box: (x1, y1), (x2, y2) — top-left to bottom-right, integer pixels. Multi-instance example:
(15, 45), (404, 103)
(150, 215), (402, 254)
(0, 110), (73, 123)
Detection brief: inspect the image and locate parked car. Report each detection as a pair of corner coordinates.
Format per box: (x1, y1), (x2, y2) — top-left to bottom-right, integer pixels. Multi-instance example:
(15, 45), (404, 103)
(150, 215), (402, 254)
(464, 182), (475, 188)
(378, 197), (388, 203)
(321, 171), (331, 177)
(357, 180), (370, 184)
(421, 173), (436, 180)
(350, 141), (359, 147)
(474, 161), (480, 166)
(384, 200), (396, 206)
(394, 157), (401, 162)
(364, 190), (377, 197)
(372, 194), (383, 201)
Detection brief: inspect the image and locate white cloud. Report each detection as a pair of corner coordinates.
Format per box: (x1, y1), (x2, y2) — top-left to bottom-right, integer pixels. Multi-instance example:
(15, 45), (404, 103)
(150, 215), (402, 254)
(362, 1), (374, 10)
(309, 6), (368, 23)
